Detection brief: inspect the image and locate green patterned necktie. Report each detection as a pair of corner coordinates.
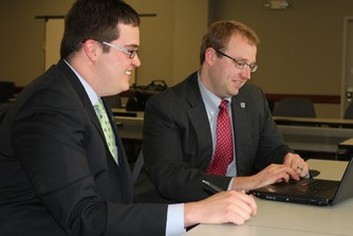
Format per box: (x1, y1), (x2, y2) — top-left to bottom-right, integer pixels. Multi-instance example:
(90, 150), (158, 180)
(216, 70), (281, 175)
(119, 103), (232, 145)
(94, 98), (118, 163)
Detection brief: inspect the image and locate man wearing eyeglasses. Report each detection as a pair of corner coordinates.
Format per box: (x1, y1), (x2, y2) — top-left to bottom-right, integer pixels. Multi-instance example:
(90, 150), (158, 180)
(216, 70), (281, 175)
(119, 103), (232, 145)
(135, 20), (309, 203)
(0, 3), (258, 236)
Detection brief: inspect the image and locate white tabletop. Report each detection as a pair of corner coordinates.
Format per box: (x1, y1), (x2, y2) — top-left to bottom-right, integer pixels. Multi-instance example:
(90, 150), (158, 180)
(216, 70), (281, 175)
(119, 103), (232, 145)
(186, 224), (340, 236)
(307, 159), (348, 180)
(185, 159), (352, 236)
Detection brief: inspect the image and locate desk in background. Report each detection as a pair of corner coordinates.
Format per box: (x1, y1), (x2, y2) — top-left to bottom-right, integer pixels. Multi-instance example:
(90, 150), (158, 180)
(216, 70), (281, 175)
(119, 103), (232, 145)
(273, 116), (353, 155)
(337, 137), (353, 161)
(113, 108), (143, 140)
(273, 116), (353, 128)
(186, 159), (352, 236)
(113, 108), (143, 163)
(277, 125), (353, 154)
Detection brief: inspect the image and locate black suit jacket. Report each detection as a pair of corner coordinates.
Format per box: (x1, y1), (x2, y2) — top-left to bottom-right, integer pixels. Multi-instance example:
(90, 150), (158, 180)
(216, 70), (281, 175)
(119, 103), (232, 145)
(135, 71), (292, 203)
(0, 60), (167, 235)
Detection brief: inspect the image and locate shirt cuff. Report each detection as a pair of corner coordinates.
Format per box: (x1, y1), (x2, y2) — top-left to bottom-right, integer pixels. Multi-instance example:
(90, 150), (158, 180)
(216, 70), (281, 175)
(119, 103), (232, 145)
(227, 177), (235, 191)
(166, 203), (186, 236)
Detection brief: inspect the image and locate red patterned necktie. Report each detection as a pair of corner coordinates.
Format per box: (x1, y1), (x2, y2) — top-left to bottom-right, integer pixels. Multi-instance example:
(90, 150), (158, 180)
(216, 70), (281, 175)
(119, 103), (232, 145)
(207, 99), (233, 176)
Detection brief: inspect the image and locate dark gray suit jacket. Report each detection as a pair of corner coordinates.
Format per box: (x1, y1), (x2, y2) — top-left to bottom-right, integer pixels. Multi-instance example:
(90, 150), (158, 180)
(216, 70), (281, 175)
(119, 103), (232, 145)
(135, 71), (292, 203)
(0, 60), (167, 235)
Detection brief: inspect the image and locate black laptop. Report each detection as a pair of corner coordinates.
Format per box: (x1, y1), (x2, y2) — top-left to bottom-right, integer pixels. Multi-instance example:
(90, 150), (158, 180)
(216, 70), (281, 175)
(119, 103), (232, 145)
(249, 159), (353, 206)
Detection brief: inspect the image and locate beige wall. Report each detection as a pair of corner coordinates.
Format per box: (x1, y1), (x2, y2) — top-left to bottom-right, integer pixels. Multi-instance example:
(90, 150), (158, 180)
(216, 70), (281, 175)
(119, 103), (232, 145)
(0, 0), (207, 88)
(125, 0), (208, 86)
(2, 0), (353, 117)
(0, 0), (74, 86)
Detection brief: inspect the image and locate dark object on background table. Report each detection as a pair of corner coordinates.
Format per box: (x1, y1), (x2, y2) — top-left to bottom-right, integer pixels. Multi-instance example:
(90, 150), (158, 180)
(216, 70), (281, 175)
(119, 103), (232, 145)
(126, 80), (167, 111)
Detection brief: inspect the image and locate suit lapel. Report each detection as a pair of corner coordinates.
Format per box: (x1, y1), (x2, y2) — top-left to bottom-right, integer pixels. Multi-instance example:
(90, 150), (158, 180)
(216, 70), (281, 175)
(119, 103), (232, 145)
(231, 89), (252, 174)
(186, 73), (213, 167)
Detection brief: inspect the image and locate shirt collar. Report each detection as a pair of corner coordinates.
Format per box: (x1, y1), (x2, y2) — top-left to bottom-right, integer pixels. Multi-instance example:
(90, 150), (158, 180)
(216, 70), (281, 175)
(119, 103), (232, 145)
(64, 59), (99, 106)
(197, 71), (231, 113)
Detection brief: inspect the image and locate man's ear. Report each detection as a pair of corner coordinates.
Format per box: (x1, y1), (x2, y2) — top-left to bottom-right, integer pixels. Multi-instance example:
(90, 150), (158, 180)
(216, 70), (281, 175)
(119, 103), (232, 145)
(204, 47), (217, 66)
(82, 39), (100, 61)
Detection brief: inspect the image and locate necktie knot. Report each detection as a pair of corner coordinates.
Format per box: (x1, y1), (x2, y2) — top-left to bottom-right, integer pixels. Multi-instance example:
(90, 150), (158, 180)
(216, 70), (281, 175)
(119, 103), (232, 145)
(219, 99), (228, 110)
(95, 99), (106, 117)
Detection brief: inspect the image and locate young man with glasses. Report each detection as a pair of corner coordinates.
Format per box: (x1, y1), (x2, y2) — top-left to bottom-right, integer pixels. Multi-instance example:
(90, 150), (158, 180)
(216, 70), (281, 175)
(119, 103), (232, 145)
(135, 20), (309, 203)
(0, 2), (257, 235)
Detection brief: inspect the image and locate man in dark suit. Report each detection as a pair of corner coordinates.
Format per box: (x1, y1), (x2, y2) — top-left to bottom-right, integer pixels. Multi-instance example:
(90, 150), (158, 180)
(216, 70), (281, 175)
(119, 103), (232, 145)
(135, 20), (309, 203)
(0, 1), (257, 235)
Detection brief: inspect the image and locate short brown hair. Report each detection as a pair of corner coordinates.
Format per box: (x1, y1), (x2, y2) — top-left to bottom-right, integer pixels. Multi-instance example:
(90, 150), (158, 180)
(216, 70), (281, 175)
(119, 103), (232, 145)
(60, 0), (140, 60)
(199, 20), (260, 65)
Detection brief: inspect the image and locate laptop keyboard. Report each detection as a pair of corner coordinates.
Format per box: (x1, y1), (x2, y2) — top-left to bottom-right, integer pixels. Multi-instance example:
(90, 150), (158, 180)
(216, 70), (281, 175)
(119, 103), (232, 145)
(279, 179), (339, 197)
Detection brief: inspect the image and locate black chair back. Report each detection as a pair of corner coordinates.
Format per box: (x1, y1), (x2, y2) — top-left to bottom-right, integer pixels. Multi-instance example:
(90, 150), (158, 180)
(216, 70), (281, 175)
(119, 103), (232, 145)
(0, 81), (15, 102)
(273, 97), (316, 118)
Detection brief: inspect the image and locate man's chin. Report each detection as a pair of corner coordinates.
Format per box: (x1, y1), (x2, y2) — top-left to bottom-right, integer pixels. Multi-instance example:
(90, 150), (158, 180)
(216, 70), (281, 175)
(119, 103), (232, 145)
(229, 89), (240, 96)
(120, 83), (131, 93)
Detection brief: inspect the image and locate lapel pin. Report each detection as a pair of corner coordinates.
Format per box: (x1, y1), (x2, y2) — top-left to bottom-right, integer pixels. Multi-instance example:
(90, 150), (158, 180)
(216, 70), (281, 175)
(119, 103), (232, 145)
(240, 102), (246, 108)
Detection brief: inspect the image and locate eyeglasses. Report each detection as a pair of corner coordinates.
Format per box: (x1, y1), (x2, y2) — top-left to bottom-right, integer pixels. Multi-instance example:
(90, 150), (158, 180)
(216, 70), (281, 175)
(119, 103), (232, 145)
(215, 49), (258, 72)
(102, 42), (138, 59)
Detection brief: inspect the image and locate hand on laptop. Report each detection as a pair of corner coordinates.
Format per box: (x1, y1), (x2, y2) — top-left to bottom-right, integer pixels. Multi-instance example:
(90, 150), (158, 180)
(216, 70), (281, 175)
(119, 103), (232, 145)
(232, 164), (300, 192)
(283, 152), (309, 178)
(232, 152), (308, 192)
